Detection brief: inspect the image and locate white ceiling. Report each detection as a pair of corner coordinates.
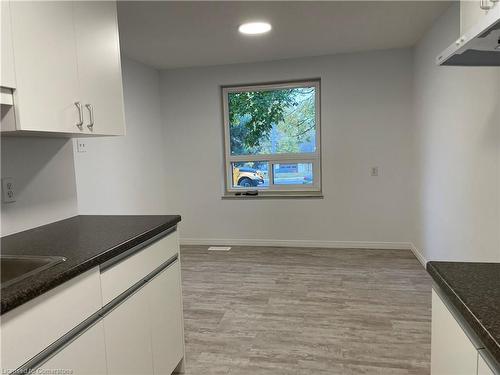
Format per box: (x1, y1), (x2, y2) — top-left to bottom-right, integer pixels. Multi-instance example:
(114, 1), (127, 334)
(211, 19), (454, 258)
(118, 1), (451, 70)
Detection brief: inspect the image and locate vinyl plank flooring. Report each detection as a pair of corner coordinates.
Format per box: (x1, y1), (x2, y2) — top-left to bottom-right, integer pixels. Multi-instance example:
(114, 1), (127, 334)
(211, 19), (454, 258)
(180, 246), (432, 375)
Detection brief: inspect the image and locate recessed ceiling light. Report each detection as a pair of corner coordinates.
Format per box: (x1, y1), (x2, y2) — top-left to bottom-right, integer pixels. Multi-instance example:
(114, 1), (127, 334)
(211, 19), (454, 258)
(238, 22), (272, 35)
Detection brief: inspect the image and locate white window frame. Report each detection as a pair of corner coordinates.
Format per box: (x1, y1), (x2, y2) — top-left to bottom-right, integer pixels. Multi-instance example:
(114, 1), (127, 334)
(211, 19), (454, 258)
(222, 80), (321, 196)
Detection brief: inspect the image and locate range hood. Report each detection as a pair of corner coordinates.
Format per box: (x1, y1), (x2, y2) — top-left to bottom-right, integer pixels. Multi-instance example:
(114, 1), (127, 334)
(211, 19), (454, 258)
(437, 6), (500, 66)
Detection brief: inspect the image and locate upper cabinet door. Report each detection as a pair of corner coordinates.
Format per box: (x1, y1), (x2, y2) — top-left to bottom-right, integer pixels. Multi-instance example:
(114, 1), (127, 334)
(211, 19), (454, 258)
(74, 1), (126, 136)
(461, 0), (498, 34)
(1, 0), (16, 89)
(9, 1), (82, 134)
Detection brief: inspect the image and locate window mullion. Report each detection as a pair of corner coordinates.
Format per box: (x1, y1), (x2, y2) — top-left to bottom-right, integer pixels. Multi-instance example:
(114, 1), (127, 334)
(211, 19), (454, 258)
(268, 160), (275, 190)
(228, 153), (319, 163)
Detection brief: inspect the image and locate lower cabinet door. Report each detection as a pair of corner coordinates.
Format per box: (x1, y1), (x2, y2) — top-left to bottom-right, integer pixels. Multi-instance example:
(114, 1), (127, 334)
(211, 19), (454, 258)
(39, 321), (107, 375)
(103, 287), (154, 375)
(478, 351), (495, 375)
(101, 258), (184, 375)
(145, 260), (185, 375)
(431, 289), (478, 375)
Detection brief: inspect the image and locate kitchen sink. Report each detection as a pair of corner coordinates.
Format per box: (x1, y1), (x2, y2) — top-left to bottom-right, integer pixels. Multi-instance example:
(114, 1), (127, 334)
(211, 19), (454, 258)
(1, 255), (66, 288)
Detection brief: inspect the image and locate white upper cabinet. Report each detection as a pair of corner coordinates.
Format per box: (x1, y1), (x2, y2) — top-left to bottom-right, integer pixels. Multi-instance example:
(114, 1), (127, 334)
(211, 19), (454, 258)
(1, 0), (16, 131)
(8, 1), (81, 134)
(73, 1), (125, 136)
(461, 0), (499, 34)
(3, 1), (125, 136)
(437, 0), (499, 66)
(1, 0), (16, 89)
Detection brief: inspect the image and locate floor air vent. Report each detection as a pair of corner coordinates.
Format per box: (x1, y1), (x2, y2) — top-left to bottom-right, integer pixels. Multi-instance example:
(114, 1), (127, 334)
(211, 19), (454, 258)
(208, 246), (231, 251)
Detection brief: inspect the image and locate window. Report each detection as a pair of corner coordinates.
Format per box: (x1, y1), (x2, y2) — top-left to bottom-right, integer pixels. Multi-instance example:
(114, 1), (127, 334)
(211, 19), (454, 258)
(222, 80), (321, 196)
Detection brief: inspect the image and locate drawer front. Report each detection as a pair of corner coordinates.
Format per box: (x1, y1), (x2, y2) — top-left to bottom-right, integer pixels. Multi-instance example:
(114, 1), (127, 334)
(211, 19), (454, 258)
(1, 267), (102, 372)
(100, 230), (179, 305)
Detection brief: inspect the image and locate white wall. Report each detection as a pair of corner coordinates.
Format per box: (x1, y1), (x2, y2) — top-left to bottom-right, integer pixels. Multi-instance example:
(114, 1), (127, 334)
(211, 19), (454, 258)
(413, 4), (500, 262)
(160, 49), (416, 246)
(0, 137), (78, 236)
(74, 57), (168, 215)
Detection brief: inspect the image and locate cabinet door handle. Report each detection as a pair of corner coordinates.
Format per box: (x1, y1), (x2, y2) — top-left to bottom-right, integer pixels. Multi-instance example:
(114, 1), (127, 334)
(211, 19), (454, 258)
(85, 104), (94, 130)
(74, 102), (83, 129)
(480, 0), (492, 10)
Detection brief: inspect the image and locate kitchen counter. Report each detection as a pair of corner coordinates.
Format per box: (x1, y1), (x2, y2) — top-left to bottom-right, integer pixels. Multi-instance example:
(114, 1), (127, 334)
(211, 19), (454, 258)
(1, 215), (181, 315)
(427, 261), (500, 365)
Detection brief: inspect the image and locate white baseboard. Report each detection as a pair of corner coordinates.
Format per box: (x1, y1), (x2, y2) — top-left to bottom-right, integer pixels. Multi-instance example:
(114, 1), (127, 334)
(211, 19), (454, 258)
(181, 238), (427, 268)
(409, 242), (427, 267)
(180, 237), (413, 250)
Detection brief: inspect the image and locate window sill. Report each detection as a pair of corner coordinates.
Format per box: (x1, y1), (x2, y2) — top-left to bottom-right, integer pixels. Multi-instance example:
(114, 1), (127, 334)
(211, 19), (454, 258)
(222, 192), (324, 200)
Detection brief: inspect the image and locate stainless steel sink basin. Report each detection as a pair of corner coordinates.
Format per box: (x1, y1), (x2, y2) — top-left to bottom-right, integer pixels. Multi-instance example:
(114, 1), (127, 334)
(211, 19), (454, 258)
(1, 255), (66, 288)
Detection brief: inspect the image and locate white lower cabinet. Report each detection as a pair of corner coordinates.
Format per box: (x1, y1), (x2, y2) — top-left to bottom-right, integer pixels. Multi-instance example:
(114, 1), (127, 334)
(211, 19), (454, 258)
(103, 286), (154, 375)
(39, 321), (108, 375)
(1, 268), (103, 372)
(478, 351), (496, 375)
(431, 289), (500, 375)
(146, 261), (185, 375)
(431, 289), (479, 375)
(1, 232), (184, 375)
(102, 259), (185, 375)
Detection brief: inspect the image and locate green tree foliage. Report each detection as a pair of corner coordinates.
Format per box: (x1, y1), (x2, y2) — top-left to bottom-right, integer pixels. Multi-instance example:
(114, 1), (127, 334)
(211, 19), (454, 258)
(228, 114), (261, 155)
(275, 88), (315, 153)
(229, 89), (296, 150)
(229, 87), (315, 155)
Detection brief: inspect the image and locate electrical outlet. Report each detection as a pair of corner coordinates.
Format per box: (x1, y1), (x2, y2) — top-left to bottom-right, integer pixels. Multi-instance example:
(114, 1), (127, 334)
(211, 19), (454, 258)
(2, 177), (16, 203)
(371, 167), (379, 177)
(76, 139), (87, 153)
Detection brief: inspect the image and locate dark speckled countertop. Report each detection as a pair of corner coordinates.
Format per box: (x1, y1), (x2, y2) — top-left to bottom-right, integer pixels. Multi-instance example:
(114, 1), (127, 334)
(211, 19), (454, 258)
(427, 261), (500, 365)
(1, 215), (181, 315)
